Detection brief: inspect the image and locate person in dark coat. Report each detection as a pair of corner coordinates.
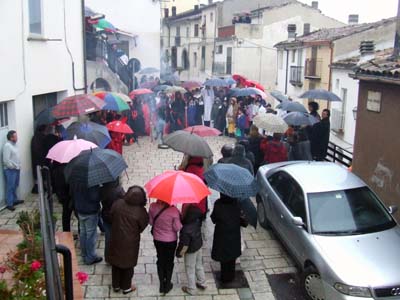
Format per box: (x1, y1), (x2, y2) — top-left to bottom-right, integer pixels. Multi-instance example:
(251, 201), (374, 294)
(289, 130), (312, 161)
(107, 186), (149, 294)
(218, 144), (234, 164)
(216, 99), (229, 135)
(187, 99), (197, 127)
(310, 109), (330, 161)
(100, 180), (125, 262)
(177, 205), (207, 295)
(31, 125), (47, 193)
(226, 144), (254, 176)
(247, 125), (263, 172)
(211, 194), (247, 283)
(238, 140), (255, 168)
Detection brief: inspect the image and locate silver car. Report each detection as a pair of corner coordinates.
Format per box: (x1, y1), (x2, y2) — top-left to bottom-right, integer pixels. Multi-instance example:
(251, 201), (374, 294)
(256, 161), (400, 300)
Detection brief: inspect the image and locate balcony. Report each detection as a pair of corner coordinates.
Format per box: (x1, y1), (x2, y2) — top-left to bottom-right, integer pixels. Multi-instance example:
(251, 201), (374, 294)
(175, 36), (181, 47)
(290, 66), (303, 86)
(305, 58), (322, 79)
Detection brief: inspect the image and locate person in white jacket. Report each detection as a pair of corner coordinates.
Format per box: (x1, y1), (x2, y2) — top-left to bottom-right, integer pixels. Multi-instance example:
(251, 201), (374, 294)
(201, 86), (214, 127)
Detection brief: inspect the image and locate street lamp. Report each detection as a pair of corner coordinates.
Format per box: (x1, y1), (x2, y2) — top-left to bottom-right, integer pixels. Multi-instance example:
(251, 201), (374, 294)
(352, 106), (358, 120)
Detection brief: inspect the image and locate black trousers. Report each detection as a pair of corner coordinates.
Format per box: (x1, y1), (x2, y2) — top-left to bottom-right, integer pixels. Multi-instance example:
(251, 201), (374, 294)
(221, 260), (236, 283)
(61, 198), (77, 232)
(112, 266), (134, 290)
(204, 121), (211, 127)
(154, 240), (177, 290)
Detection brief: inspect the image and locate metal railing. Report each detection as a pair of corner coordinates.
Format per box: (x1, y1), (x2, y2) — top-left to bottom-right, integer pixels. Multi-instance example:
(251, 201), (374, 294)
(37, 166), (74, 300)
(325, 142), (353, 168)
(289, 66), (303, 86)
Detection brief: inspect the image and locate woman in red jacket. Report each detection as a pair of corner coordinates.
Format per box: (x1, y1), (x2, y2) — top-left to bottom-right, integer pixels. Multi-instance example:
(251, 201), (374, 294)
(260, 133), (288, 164)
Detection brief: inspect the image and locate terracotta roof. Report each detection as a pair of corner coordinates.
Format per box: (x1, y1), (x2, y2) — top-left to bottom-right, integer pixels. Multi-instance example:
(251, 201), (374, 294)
(331, 48), (394, 70)
(354, 49), (400, 81)
(275, 17), (396, 48)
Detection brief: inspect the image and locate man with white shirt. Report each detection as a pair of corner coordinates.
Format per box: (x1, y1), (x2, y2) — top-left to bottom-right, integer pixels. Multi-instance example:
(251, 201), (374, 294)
(3, 130), (24, 211)
(201, 86), (214, 127)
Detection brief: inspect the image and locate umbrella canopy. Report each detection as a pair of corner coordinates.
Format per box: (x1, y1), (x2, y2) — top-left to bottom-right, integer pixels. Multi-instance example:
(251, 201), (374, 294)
(181, 81), (202, 90)
(232, 74), (248, 85)
(161, 73), (180, 83)
(204, 164), (258, 199)
(34, 107), (69, 128)
(283, 112), (314, 126)
(183, 125), (221, 137)
(66, 121), (111, 149)
(64, 148), (128, 188)
(52, 94), (105, 118)
(299, 89), (341, 102)
(102, 95), (130, 111)
(94, 92), (131, 103)
(245, 80), (265, 91)
(138, 67), (160, 75)
(204, 78), (230, 87)
(140, 81), (158, 89)
(164, 130), (213, 158)
(129, 89), (153, 99)
(279, 100), (308, 113)
(106, 120), (133, 134)
(232, 87), (268, 99)
(46, 137), (98, 164)
(84, 6), (96, 17)
(165, 86), (187, 94)
(224, 77), (236, 85)
(253, 113), (288, 133)
(145, 171), (211, 205)
(153, 85), (170, 92)
(270, 90), (289, 102)
(93, 19), (116, 33)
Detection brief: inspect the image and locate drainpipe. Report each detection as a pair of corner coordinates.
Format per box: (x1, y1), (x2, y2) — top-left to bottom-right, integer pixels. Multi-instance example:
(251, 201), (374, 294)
(327, 42), (334, 109)
(81, 0), (88, 93)
(284, 48), (289, 94)
(391, 0), (400, 59)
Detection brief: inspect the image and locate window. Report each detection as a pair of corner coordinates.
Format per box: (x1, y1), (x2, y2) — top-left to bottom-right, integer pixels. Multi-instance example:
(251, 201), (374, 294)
(186, 27), (190, 37)
(292, 50), (296, 63)
(201, 46), (206, 71)
(216, 45), (223, 54)
(194, 24), (199, 37)
(181, 49), (189, 70)
(176, 26), (180, 37)
(0, 102), (9, 128)
(278, 51), (283, 70)
(29, 0), (42, 35)
(194, 52), (198, 68)
(210, 12), (214, 22)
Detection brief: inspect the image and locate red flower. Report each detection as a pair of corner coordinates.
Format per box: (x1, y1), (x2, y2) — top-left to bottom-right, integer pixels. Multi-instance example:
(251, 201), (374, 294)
(30, 260), (42, 272)
(0, 265), (6, 274)
(76, 271), (89, 284)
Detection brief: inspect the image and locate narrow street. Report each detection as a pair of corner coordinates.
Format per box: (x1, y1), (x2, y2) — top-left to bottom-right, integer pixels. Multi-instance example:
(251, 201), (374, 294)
(0, 136), (296, 300)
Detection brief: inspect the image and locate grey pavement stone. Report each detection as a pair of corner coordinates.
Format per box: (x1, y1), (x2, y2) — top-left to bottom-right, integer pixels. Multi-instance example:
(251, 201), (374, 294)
(213, 295), (240, 300)
(85, 286), (110, 298)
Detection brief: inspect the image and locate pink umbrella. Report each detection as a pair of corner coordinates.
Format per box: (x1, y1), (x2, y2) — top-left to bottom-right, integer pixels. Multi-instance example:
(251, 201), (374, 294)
(46, 137), (98, 163)
(145, 170), (210, 205)
(184, 125), (221, 137)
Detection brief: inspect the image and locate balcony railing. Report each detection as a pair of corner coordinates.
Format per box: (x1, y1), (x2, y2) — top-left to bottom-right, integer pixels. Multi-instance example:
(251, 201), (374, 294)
(290, 66), (303, 86)
(305, 58), (322, 79)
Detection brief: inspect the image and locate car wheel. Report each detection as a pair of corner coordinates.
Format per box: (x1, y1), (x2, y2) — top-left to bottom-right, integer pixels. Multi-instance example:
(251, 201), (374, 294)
(257, 197), (270, 229)
(303, 266), (326, 300)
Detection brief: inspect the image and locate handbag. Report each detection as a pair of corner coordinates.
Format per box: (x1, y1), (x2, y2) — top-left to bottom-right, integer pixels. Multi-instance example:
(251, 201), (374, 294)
(151, 206), (168, 236)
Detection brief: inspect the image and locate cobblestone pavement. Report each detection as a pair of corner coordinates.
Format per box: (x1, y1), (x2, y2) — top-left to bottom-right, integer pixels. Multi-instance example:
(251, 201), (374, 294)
(0, 136), (297, 300)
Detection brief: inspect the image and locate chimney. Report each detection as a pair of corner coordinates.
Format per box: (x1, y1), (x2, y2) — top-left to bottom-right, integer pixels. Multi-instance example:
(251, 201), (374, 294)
(287, 24), (297, 41)
(194, 5), (199, 11)
(392, 0), (400, 59)
(311, 1), (318, 9)
(164, 8), (169, 18)
(358, 41), (375, 64)
(348, 14), (359, 25)
(172, 6), (177, 17)
(303, 23), (311, 35)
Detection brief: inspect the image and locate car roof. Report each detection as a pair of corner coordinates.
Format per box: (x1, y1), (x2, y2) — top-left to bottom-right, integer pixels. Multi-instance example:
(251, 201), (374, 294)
(274, 162), (366, 194)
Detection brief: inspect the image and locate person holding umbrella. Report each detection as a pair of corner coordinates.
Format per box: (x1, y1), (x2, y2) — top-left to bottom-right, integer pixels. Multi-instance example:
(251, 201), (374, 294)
(107, 186), (149, 294)
(310, 109), (331, 161)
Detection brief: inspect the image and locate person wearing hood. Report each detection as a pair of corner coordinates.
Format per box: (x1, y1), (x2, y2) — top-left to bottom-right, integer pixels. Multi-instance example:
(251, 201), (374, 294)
(107, 186), (149, 295)
(260, 133), (288, 164)
(226, 144), (254, 176)
(211, 194), (248, 284)
(177, 205), (207, 295)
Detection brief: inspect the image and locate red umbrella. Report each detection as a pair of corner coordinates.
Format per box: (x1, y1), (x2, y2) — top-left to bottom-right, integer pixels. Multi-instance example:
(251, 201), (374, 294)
(145, 170), (211, 205)
(181, 81), (202, 90)
(52, 94), (105, 118)
(232, 74), (248, 87)
(184, 125), (221, 137)
(129, 89), (154, 99)
(245, 80), (265, 92)
(106, 120), (133, 134)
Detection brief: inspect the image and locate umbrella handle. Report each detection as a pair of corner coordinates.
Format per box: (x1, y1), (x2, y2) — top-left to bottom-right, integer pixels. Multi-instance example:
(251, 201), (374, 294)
(125, 170), (130, 183)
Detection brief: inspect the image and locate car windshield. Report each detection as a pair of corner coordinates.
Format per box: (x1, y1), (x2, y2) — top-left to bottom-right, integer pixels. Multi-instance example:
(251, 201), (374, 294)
(308, 187), (396, 235)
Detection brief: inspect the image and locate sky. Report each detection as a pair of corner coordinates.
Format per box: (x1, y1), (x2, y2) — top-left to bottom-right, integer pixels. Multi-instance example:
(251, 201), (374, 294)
(297, 0), (398, 23)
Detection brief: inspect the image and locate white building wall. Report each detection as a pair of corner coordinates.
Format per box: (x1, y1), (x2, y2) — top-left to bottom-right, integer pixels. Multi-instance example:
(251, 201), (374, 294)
(330, 68), (359, 147)
(86, 0), (160, 71)
(0, 0), (85, 202)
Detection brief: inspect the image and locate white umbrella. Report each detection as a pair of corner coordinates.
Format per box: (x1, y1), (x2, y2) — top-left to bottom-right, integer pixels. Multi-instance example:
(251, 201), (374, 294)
(253, 113), (288, 133)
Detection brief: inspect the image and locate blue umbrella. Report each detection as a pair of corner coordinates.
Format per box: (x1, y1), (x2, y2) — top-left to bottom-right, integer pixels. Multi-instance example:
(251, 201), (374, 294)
(299, 89), (341, 102)
(224, 77), (236, 85)
(232, 87), (267, 99)
(66, 121), (111, 149)
(204, 78), (230, 87)
(279, 101), (308, 113)
(64, 148), (128, 188)
(270, 90), (289, 102)
(283, 112), (314, 126)
(204, 164), (258, 198)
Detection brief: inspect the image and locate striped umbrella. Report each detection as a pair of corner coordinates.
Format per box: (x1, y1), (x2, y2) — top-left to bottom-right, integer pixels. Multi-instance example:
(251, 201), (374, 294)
(93, 92), (129, 112)
(52, 94), (105, 118)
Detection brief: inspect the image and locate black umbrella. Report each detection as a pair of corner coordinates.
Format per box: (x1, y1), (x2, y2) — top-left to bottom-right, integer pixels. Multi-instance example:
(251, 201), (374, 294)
(164, 130), (213, 158)
(299, 89), (341, 102)
(64, 148), (128, 188)
(34, 107), (66, 128)
(270, 90), (289, 102)
(66, 121), (111, 149)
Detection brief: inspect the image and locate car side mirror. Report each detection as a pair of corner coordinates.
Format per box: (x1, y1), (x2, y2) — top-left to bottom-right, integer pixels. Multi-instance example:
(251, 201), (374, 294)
(389, 205), (398, 215)
(292, 216), (305, 228)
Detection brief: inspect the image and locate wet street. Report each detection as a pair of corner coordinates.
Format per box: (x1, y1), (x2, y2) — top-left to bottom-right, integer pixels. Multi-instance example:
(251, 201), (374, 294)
(0, 136), (297, 300)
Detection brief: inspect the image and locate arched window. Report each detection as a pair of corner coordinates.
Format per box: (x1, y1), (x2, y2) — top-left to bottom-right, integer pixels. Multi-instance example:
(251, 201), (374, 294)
(90, 78), (111, 92)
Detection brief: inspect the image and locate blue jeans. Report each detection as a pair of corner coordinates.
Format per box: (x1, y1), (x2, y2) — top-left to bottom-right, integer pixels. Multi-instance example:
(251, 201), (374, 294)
(4, 169), (20, 207)
(78, 213), (100, 264)
(103, 221), (112, 261)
